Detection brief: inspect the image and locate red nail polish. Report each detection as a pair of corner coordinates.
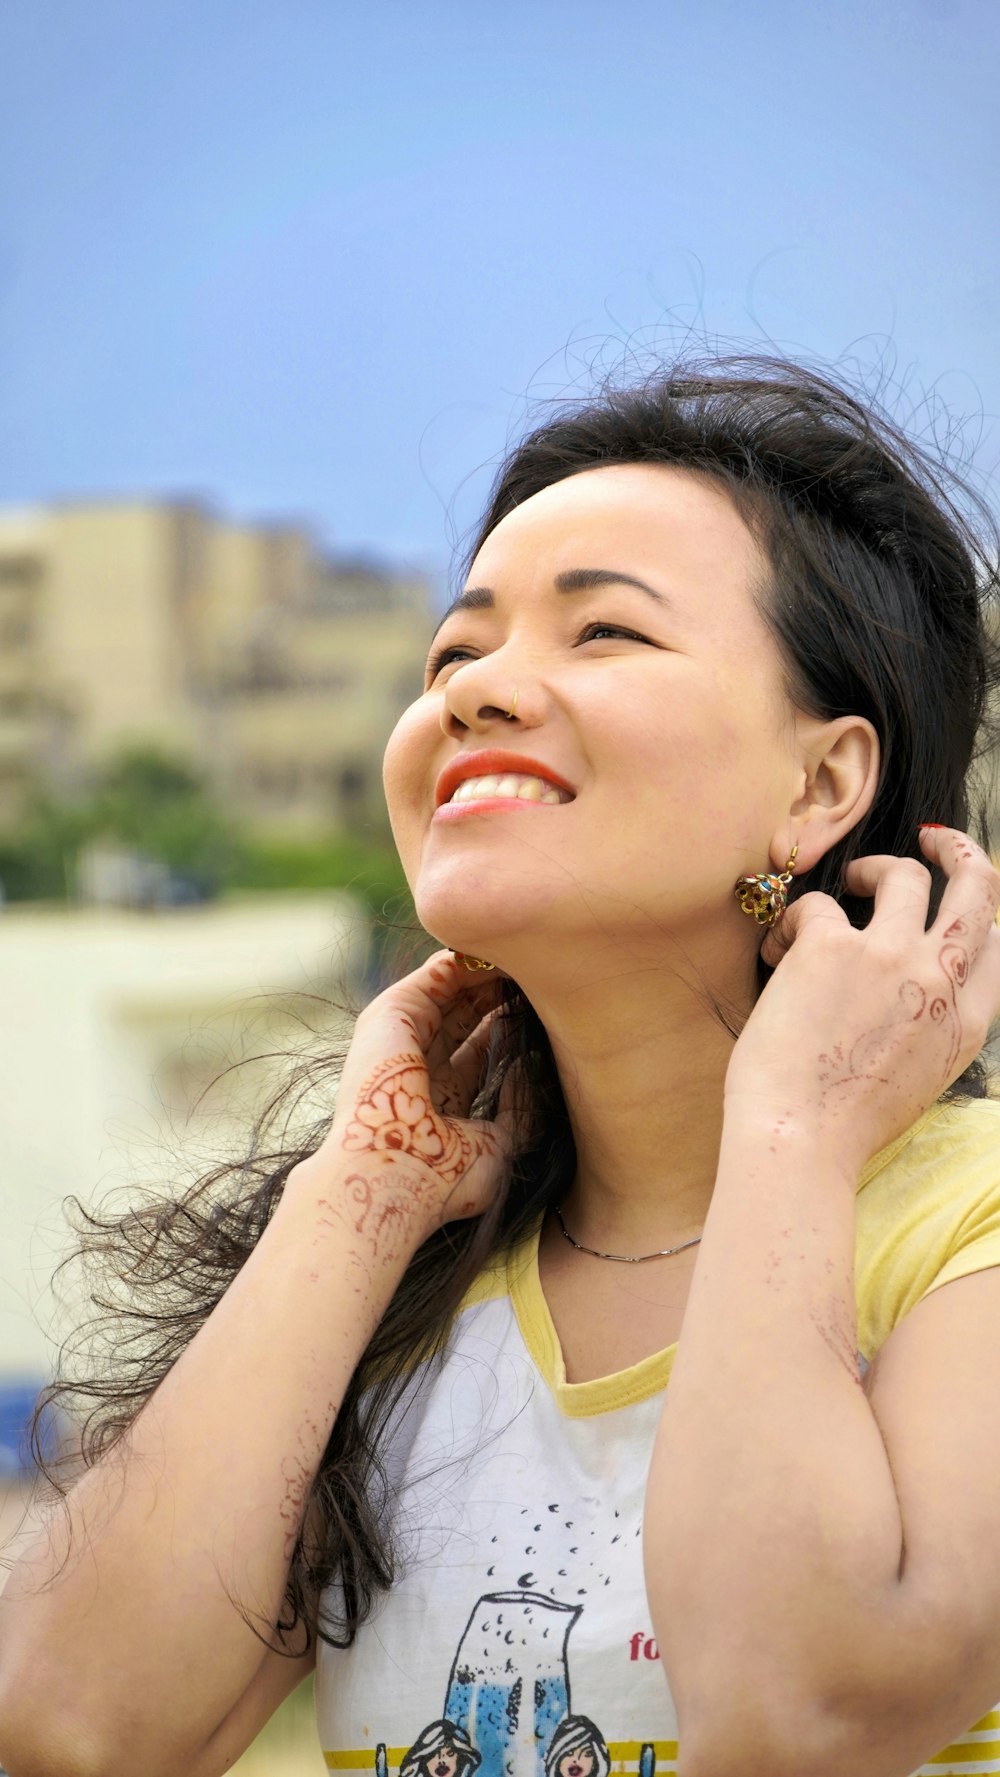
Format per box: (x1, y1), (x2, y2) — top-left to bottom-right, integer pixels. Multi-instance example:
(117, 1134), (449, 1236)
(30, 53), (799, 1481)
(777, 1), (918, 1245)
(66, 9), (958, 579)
(919, 822), (947, 830)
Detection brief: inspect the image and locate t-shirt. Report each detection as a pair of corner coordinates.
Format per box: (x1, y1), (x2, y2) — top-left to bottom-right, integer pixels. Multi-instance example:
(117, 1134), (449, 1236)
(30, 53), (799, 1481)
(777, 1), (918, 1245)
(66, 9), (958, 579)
(315, 1097), (1000, 1777)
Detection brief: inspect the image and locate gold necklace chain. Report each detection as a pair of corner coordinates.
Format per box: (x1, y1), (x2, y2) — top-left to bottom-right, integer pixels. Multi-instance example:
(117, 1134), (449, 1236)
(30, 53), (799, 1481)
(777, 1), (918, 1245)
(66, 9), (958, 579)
(554, 1205), (703, 1265)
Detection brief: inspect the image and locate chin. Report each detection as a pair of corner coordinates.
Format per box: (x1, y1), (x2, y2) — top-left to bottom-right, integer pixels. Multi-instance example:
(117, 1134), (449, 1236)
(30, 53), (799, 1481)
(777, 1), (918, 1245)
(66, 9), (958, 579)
(422, 915), (500, 958)
(414, 877), (538, 952)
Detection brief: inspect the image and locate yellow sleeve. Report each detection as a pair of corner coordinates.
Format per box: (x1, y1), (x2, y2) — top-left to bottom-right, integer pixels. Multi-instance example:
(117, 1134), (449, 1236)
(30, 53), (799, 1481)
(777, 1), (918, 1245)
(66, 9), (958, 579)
(854, 1096), (1000, 1361)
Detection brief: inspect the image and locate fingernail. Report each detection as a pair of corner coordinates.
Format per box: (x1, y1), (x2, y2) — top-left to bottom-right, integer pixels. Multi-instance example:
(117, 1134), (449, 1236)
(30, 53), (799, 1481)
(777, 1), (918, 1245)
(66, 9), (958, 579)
(919, 823), (947, 830)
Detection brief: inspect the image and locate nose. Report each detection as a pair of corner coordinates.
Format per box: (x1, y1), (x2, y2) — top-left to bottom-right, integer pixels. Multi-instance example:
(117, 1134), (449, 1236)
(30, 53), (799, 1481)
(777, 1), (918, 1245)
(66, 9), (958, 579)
(440, 656), (539, 738)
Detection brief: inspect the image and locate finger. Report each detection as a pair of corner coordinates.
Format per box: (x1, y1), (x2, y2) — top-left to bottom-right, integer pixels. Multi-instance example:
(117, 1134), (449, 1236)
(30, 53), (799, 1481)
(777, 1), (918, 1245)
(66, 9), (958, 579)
(841, 853), (932, 930)
(918, 825), (1000, 961)
(377, 949), (500, 1050)
(437, 1008), (500, 1105)
(425, 976), (506, 1076)
(759, 888), (848, 967)
(978, 926), (1000, 1025)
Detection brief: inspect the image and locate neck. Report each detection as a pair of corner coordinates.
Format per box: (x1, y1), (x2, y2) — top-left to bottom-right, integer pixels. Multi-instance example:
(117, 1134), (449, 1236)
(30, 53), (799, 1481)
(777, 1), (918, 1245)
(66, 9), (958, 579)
(519, 943), (756, 1250)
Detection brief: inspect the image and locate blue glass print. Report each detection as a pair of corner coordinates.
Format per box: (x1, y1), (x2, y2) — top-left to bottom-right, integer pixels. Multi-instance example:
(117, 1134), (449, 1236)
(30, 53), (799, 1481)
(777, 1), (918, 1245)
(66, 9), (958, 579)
(444, 1680), (474, 1736)
(533, 1676), (570, 1754)
(443, 1591), (581, 1777)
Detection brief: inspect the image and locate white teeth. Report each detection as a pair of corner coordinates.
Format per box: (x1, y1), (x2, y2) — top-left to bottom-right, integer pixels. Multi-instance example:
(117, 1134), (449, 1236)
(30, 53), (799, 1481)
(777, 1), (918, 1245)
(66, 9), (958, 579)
(449, 773), (569, 805)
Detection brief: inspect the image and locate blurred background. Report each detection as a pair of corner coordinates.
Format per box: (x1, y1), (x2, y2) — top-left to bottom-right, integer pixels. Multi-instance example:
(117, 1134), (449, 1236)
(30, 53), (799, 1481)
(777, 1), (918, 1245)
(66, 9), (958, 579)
(1, 1), (998, 1769)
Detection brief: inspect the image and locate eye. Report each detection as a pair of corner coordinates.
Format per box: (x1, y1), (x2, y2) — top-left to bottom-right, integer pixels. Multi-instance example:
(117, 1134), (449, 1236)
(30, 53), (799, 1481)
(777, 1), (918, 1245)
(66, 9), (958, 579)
(424, 621), (654, 683)
(425, 642), (478, 681)
(577, 622), (652, 646)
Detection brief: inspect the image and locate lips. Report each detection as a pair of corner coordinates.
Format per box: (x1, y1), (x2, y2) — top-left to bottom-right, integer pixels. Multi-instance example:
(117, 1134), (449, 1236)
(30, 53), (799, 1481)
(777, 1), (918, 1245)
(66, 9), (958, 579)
(435, 749), (576, 809)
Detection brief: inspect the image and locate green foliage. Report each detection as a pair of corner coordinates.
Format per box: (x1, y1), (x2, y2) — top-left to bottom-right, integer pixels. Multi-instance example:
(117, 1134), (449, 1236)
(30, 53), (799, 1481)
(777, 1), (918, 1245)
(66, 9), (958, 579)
(0, 745), (245, 901)
(0, 791), (92, 902)
(87, 745), (246, 889)
(231, 830), (412, 918)
(0, 744), (416, 924)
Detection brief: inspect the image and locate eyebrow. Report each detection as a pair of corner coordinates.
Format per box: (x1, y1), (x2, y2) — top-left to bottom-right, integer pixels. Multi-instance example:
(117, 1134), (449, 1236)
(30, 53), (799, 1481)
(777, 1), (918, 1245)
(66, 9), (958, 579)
(429, 566), (672, 643)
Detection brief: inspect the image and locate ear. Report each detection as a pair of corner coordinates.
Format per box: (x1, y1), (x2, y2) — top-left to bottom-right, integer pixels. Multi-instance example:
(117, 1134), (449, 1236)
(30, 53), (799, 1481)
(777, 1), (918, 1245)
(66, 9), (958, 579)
(774, 713), (880, 872)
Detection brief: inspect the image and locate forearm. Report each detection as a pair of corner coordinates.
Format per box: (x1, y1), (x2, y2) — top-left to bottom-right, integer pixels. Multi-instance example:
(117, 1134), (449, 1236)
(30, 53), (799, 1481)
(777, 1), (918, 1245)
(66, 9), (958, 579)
(0, 1157), (413, 1774)
(645, 1110), (910, 1764)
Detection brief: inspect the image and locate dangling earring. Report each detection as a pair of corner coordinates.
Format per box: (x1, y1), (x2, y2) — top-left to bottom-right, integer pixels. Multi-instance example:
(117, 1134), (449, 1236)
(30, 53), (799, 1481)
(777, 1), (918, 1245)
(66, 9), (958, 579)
(734, 845), (799, 928)
(451, 952), (496, 971)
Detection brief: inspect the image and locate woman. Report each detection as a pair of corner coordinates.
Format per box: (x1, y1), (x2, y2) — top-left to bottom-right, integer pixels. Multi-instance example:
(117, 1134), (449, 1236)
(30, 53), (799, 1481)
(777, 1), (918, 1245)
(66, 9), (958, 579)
(398, 1719), (481, 1777)
(543, 1716), (611, 1777)
(2, 357), (1000, 1777)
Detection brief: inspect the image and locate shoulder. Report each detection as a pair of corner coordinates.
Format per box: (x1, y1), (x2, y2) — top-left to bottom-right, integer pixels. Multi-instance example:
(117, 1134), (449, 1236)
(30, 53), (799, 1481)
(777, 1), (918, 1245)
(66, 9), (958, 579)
(856, 1093), (1000, 1360)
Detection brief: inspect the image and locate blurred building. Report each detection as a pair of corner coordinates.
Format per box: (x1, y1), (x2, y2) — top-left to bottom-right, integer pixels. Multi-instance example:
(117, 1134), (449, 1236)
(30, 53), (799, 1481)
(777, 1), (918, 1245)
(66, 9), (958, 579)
(0, 499), (435, 834)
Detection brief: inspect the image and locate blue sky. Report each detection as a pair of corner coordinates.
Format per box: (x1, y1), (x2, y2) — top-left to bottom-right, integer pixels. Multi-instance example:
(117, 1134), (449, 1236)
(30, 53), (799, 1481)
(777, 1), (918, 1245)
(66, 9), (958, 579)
(1, 0), (997, 594)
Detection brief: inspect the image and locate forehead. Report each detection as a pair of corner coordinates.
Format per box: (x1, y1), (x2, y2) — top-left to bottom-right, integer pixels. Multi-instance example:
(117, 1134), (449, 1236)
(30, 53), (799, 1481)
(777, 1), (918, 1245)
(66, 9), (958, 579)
(471, 462), (763, 597)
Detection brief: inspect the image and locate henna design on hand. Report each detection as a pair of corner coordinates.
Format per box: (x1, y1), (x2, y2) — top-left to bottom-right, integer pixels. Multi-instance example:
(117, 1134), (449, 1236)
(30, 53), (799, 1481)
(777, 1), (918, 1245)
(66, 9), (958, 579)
(339, 1168), (440, 1264)
(897, 980), (926, 1021)
(941, 942), (970, 988)
(341, 1051), (475, 1185)
(930, 935), (968, 1075)
(817, 938), (973, 1115)
(817, 968), (963, 1114)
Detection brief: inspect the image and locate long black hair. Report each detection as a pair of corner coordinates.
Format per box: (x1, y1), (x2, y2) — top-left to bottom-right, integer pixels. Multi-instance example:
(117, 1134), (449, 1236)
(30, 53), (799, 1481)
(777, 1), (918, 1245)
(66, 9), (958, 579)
(26, 353), (1000, 1652)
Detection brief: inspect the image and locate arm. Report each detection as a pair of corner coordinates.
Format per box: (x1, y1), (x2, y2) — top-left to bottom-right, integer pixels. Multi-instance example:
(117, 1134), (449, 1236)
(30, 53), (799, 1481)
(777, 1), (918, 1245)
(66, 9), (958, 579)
(645, 828), (1000, 1777)
(0, 952), (512, 1777)
(0, 1186), (397, 1777)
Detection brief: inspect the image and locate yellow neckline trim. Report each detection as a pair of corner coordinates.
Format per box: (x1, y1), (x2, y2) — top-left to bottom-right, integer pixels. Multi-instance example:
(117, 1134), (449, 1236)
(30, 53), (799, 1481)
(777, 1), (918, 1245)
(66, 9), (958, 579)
(506, 1231), (678, 1417)
(503, 1104), (947, 1419)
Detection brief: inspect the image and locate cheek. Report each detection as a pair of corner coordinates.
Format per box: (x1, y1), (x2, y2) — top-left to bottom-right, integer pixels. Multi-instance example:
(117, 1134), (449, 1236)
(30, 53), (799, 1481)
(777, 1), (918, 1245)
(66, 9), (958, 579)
(604, 689), (745, 799)
(382, 704), (431, 853)
(597, 681), (784, 859)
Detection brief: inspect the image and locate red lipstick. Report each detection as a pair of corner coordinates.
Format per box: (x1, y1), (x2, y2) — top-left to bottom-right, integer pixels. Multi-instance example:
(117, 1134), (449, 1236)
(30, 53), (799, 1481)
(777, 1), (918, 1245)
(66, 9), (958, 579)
(434, 749), (576, 810)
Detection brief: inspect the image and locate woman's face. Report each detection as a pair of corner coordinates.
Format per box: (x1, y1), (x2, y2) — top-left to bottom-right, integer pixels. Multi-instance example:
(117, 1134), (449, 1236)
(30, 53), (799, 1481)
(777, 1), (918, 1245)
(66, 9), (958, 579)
(383, 463), (802, 972)
(558, 1746), (596, 1777)
(429, 1745), (459, 1777)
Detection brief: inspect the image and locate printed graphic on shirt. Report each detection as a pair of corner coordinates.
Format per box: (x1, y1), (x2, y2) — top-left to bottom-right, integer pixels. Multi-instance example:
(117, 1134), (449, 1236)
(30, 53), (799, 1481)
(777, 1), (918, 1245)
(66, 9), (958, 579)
(357, 1585), (659, 1777)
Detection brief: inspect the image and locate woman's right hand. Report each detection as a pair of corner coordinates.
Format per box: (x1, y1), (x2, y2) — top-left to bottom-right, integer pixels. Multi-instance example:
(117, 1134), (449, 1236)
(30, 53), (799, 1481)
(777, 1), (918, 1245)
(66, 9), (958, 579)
(287, 949), (521, 1259)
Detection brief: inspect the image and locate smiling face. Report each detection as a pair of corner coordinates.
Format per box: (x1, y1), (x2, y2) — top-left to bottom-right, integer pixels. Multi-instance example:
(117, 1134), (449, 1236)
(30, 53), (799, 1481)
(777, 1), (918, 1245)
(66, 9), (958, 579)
(383, 463), (804, 981)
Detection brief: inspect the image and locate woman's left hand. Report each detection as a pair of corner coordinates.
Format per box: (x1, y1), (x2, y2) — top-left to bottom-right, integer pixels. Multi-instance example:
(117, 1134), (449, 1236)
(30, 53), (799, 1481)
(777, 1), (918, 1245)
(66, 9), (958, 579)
(724, 825), (1000, 1173)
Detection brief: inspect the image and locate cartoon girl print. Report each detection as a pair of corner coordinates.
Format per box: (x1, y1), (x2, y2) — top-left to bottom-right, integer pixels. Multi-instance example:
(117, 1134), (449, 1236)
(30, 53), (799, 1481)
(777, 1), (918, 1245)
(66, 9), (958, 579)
(400, 1719), (484, 1777)
(542, 1716), (611, 1777)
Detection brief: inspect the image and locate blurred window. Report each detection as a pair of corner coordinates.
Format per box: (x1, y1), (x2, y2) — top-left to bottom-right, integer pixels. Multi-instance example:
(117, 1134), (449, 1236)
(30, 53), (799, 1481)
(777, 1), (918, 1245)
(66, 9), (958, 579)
(0, 557), (40, 588)
(339, 763), (366, 803)
(0, 612), (34, 647)
(0, 689), (33, 717)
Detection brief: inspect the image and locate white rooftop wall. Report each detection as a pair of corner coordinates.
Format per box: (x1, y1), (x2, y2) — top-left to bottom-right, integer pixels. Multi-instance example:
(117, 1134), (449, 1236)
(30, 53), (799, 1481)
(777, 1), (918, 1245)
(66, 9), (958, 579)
(0, 893), (367, 1379)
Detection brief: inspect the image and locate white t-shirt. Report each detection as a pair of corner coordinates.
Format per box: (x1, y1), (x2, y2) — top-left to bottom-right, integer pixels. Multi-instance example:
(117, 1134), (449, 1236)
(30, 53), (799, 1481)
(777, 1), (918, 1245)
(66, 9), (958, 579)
(316, 1100), (1000, 1777)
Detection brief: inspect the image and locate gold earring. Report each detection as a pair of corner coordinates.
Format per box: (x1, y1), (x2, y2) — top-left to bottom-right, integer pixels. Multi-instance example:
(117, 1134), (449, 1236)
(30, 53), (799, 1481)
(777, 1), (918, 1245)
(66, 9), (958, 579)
(451, 951), (497, 971)
(734, 845), (799, 927)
